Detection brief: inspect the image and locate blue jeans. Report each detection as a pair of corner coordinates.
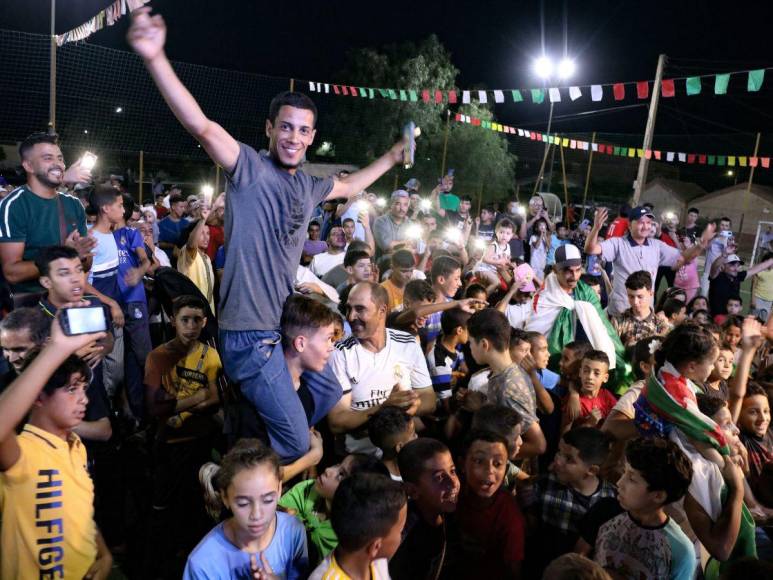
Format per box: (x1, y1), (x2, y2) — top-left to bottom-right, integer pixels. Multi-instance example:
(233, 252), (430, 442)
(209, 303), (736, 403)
(220, 329), (342, 461)
(123, 301), (152, 420)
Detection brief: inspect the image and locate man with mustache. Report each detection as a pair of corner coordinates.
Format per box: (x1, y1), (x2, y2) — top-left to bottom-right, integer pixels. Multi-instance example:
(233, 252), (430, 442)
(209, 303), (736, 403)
(0, 132), (97, 299)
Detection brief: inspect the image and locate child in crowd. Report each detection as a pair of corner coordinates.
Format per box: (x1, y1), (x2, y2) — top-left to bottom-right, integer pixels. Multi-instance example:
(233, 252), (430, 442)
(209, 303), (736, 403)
(691, 309), (711, 325)
(722, 315), (743, 361)
(562, 350), (616, 432)
(177, 219), (216, 313)
(467, 308), (546, 457)
(558, 341), (594, 393)
(185, 440), (308, 579)
(534, 427), (616, 564)
(530, 218), (550, 285)
(496, 263), (537, 329)
(0, 313), (113, 579)
(386, 279), (436, 335)
(309, 473), (407, 580)
(368, 405), (417, 481)
(547, 222), (571, 267)
(675, 233), (700, 302)
(738, 383), (773, 507)
(380, 249), (414, 310)
(705, 343), (734, 401)
(660, 297), (687, 330)
(87, 186), (125, 319)
(525, 331), (560, 391)
(474, 219), (515, 294)
(687, 294), (709, 316)
(714, 296), (743, 325)
(463, 283), (488, 308)
(423, 256), (464, 343)
(543, 553), (612, 580)
(456, 430), (525, 578)
(279, 453), (385, 564)
(471, 404), (528, 491)
(144, 295), (222, 572)
(595, 437), (695, 580)
(390, 438), (462, 579)
(339, 250), (373, 296)
(610, 270), (668, 348)
(426, 308), (470, 407)
(113, 192), (153, 421)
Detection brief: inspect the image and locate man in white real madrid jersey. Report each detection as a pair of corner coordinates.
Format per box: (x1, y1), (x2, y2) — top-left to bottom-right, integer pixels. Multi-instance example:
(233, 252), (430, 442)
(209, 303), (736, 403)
(328, 282), (435, 454)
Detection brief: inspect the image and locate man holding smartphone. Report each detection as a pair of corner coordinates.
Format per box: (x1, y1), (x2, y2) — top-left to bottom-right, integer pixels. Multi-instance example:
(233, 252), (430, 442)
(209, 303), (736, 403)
(128, 7), (410, 461)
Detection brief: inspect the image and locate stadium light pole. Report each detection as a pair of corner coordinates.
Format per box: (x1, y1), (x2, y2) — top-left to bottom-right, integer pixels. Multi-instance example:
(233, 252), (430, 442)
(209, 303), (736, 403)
(49, 0), (56, 131)
(532, 55), (575, 195)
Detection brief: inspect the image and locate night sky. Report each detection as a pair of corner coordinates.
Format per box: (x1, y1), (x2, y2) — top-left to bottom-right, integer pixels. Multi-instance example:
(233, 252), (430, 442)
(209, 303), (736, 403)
(4, 1), (773, 182)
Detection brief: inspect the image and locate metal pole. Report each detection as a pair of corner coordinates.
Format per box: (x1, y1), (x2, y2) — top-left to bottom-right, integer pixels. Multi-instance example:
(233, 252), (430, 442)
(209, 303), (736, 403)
(740, 132), (762, 246)
(632, 54), (667, 205)
(580, 132), (597, 223)
(138, 150), (144, 205)
(559, 143), (570, 223)
(49, 0), (56, 130)
(290, 78), (295, 92)
(533, 100), (555, 196)
(440, 110), (451, 176)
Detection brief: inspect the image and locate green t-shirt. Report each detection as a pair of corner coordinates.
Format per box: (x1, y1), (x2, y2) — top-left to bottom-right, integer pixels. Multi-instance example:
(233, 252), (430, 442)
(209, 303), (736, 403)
(438, 192), (460, 211)
(279, 479), (337, 563)
(0, 186), (87, 293)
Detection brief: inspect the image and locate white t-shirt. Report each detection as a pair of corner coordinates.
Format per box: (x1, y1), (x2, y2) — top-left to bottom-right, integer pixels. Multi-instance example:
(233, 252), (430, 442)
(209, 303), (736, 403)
(468, 368), (492, 396)
(505, 302), (532, 329)
(295, 265), (340, 304)
(310, 251), (346, 278)
(339, 200), (368, 242)
(475, 241), (510, 273)
(331, 328), (432, 453)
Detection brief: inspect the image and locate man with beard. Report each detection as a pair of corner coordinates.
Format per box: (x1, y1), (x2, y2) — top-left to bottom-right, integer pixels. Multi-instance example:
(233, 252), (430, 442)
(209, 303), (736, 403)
(129, 8), (409, 461)
(328, 282), (435, 454)
(0, 132), (96, 297)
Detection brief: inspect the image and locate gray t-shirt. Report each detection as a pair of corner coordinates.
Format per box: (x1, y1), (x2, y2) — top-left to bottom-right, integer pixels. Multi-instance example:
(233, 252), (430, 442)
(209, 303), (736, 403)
(601, 234), (680, 316)
(219, 144), (334, 331)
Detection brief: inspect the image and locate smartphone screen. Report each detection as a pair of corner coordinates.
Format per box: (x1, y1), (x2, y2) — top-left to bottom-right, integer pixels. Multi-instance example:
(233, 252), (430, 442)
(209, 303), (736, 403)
(63, 306), (107, 335)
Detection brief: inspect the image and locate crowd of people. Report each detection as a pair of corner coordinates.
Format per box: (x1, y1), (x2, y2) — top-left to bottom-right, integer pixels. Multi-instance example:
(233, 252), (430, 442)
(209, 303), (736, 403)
(1, 7), (773, 580)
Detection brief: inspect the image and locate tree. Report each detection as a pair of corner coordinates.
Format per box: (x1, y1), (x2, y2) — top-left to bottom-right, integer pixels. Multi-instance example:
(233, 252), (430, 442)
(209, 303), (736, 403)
(316, 36), (516, 203)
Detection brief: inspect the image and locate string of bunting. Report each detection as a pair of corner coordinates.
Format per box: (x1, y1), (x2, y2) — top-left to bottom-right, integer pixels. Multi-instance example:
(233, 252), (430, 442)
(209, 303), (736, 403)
(55, 0), (149, 46)
(306, 67), (769, 105)
(453, 113), (771, 169)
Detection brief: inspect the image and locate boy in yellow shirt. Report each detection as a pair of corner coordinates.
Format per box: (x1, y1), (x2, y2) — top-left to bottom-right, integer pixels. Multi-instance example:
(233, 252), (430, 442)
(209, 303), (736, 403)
(0, 304), (112, 579)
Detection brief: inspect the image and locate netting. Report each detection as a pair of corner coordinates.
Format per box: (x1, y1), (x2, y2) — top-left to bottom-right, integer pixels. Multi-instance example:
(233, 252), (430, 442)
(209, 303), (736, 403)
(1, 28), (772, 205)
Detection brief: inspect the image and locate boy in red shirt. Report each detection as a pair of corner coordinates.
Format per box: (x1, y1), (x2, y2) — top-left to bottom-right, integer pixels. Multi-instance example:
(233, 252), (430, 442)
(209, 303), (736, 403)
(563, 350), (617, 432)
(456, 430), (525, 578)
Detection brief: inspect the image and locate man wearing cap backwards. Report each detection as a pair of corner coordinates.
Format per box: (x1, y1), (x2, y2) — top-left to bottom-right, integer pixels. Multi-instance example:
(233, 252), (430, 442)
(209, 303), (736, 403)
(129, 7), (411, 462)
(373, 190), (414, 254)
(527, 245), (627, 379)
(585, 206), (716, 316)
(709, 249), (773, 316)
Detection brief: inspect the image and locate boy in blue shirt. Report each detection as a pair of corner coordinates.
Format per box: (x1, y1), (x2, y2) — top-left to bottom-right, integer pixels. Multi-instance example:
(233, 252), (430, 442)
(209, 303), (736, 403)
(114, 193), (152, 420)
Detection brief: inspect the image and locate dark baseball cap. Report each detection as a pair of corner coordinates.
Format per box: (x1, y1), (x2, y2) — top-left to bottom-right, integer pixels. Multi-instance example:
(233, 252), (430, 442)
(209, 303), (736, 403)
(629, 206), (655, 221)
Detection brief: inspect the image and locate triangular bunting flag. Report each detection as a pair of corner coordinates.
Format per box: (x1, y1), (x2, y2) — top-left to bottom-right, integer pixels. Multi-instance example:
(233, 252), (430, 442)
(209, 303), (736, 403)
(728, 156), (736, 166)
(399, 89), (407, 101)
(654, 151), (662, 160)
(570, 140), (577, 149)
(512, 90), (523, 102)
(645, 149), (653, 159)
(613, 83), (625, 100)
(421, 90), (430, 103)
(592, 143), (599, 152)
(762, 158), (770, 169)
(698, 154), (707, 164)
(628, 148), (636, 158)
(718, 156), (726, 166)
(662, 79), (676, 97)
(739, 156), (747, 167)
(494, 90), (504, 103)
(750, 157), (759, 167)
(448, 90), (457, 103)
(342, 86), (350, 96)
(462, 91), (471, 104)
(591, 85), (603, 101)
(478, 90), (488, 103)
(569, 86), (582, 101)
(324, 84), (330, 93)
(434, 90), (443, 104)
(667, 152), (675, 162)
(309, 81), (316, 91)
(562, 138), (570, 147)
(409, 90), (418, 102)
(678, 152), (686, 162)
(687, 154), (696, 164)
(708, 155), (716, 165)
(549, 87), (561, 102)
(333, 85), (341, 95)
(368, 88), (374, 99)
(636, 81), (649, 99)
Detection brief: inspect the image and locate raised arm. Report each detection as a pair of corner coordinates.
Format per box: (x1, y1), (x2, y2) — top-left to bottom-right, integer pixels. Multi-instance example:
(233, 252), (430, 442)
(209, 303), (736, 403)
(584, 207), (607, 255)
(327, 142), (405, 201)
(0, 309), (105, 471)
(745, 257), (773, 278)
(127, 8), (239, 172)
(683, 223), (716, 265)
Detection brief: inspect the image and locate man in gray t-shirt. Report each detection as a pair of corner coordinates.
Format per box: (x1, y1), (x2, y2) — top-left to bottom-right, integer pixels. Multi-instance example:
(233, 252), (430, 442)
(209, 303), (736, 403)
(585, 206), (715, 316)
(129, 8), (406, 460)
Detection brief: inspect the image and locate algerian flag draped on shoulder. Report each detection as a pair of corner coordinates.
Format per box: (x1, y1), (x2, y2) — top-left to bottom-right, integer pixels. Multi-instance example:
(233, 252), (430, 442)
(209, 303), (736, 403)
(526, 273), (631, 388)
